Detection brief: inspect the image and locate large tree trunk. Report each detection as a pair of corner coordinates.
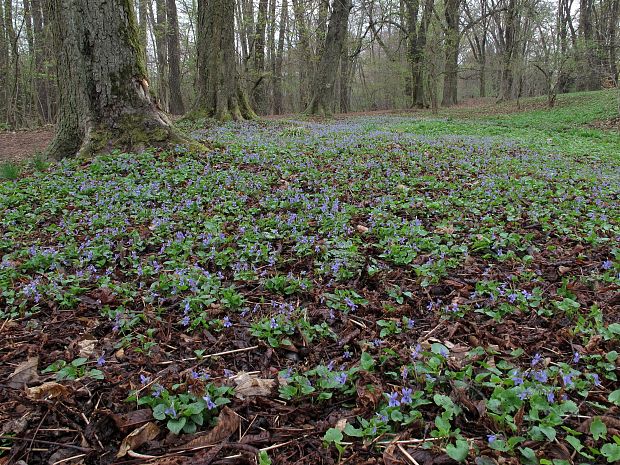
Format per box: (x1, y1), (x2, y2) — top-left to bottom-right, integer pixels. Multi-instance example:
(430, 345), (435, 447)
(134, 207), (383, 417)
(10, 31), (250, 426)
(0, 0), (8, 122)
(31, 0), (52, 122)
(166, 0), (185, 114)
(577, 0), (598, 90)
(339, 40), (351, 112)
(306, 0), (352, 116)
(498, 0), (517, 101)
(414, 0), (432, 107)
(4, 0), (18, 127)
(405, 0), (420, 106)
(273, 0), (287, 114)
(292, 0), (312, 109)
(251, 0), (268, 113)
(196, 0), (256, 120)
(45, 0), (177, 160)
(152, 0), (169, 111)
(442, 0), (460, 106)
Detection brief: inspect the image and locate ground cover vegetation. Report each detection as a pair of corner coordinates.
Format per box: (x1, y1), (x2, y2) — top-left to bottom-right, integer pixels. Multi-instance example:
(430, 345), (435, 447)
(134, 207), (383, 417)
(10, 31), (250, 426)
(0, 92), (619, 464)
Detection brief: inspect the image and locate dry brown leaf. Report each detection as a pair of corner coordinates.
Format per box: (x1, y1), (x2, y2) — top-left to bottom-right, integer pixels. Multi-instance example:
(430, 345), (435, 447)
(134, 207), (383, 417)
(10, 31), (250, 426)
(233, 372), (275, 400)
(7, 357), (39, 389)
(116, 422), (160, 457)
(78, 338), (97, 358)
(107, 409), (153, 433)
(382, 442), (404, 465)
(174, 406), (240, 450)
(26, 381), (72, 400)
(335, 418), (348, 431)
(356, 225), (369, 234)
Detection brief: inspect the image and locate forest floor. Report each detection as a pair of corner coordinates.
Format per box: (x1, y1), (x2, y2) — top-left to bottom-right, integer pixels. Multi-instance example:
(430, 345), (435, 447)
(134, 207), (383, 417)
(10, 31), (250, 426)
(0, 127), (53, 163)
(1, 90), (619, 465)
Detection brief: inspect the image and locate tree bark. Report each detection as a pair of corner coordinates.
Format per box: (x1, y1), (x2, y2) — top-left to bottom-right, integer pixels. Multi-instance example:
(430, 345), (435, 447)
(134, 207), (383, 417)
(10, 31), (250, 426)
(498, 0), (517, 101)
(414, 0), (433, 107)
(442, 0), (460, 106)
(0, 0), (8, 122)
(252, 0), (268, 113)
(306, 0), (352, 116)
(45, 0), (177, 160)
(31, 0), (52, 122)
(166, 0), (185, 114)
(273, 0), (287, 114)
(196, 0), (256, 120)
(339, 39), (351, 112)
(152, 0), (169, 111)
(292, 0), (312, 109)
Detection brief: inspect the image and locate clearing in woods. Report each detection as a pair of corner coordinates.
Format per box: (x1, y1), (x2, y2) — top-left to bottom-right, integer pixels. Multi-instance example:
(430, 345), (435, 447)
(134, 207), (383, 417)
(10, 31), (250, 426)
(1, 90), (619, 464)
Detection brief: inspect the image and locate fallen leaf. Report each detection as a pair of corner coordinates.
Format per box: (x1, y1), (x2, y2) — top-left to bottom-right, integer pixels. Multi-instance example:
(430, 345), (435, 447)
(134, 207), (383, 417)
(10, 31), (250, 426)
(78, 338), (97, 358)
(356, 224), (369, 234)
(233, 372), (275, 400)
(107, 409), (153, 433)
(116, 422), (160, 458)
(27, 381), (72, 400)
(174, 407), (240, 450)
(335, 418), (348, 431)
(7, 357), (39, 389)
(558, 266), (571, 275)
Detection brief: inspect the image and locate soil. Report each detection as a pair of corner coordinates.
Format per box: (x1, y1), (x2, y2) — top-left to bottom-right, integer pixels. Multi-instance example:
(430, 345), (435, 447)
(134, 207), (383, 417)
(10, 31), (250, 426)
(0, 127), (54, 163)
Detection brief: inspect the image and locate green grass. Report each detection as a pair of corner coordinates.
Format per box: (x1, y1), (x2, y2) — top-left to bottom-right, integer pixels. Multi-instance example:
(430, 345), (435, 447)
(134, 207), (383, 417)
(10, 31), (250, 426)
(392, 90), (620, 162)
(0, 162), (20, 180)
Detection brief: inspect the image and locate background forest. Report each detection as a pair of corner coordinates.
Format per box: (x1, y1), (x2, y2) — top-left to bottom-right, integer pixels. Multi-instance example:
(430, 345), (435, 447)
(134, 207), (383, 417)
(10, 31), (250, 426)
(0, 0), (618, 128)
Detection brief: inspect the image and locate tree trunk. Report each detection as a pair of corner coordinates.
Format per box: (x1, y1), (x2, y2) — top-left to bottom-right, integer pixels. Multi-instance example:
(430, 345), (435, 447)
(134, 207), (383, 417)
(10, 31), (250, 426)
(138, 0), (148, 50)
(152, 0), (169, 110)
(498, 0), (516, 101)
(442, 0), (460, 106)
(405, 0), (420, 106)
(607, 0), (619, 83)
(306, 0), (352, 116)
(273, 0), (287, 114)
(45, 0), (177, 160)
(292, 0), (311, 109)
(414, 0), (432, 107)
(340, 39), (350, 112)
(0, 0), (8, 122)
(252, 0), (268, 113)
(31, 0), (52, 122)
(4, 0), (18, 127)
(166, 0), (185, 114)
(196, 0), (256, 120)
(267, 0), (276, 112)
(577, 0), (597, 90)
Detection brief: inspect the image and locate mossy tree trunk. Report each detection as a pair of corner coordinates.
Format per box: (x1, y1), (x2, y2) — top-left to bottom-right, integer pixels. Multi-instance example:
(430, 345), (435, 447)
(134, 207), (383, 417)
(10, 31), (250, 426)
(196, 0), (256, 121)
(45, 0), (177, 160)
(442, 0), (460, 107)
(166, 0), (185, 115)
(306, 0), (352, 116)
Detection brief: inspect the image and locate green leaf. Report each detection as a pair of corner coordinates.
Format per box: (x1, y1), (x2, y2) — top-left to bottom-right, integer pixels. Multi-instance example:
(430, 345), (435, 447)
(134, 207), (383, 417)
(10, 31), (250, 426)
(590, 417), (607, 441)
(539, 426), (557, 441)
(88, 369), (104, 380)
(343, 423), (363, 437)
(258, 451), (272, 465)
(445, 439), (469, 462)
(565, 435), (583, 452)
(323, 428), (343, 444)
(518, 446), (538, 464)
(185, 402), (205, 416)
(152, 404), (167, 421)
(167, 417), (187, 434)
(71, 357), (88, 367)
(360, 352), (375, 371)
(609, 389), (620, 406)
(601, 443), (620, 462)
